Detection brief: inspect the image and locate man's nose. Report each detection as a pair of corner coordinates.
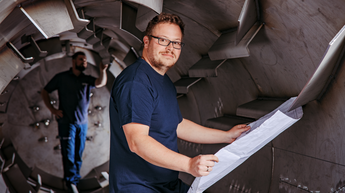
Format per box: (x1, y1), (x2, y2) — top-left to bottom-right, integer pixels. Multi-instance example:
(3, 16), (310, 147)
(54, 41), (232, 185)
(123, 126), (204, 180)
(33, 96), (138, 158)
(166, 42), (174, 50)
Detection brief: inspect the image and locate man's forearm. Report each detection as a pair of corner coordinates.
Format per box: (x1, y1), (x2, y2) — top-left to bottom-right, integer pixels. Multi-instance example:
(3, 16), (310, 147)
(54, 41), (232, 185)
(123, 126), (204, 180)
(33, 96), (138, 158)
(177, 119), (232, 144)
(41, 89), (54, 112)
(130, 134), (191, 173)
(124, 122), (220, 177)
(177, 119), (250, 144)
(95, 69), (107, 88)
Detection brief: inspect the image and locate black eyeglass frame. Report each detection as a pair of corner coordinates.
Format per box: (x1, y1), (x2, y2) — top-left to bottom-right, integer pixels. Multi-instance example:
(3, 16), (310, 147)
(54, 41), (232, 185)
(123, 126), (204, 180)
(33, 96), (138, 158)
(148, 35), (185, 50)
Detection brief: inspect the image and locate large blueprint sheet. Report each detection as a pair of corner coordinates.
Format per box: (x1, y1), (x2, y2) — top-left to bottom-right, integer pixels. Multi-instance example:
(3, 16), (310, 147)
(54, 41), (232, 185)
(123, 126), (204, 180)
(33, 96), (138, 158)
(188, 97), (303, 193)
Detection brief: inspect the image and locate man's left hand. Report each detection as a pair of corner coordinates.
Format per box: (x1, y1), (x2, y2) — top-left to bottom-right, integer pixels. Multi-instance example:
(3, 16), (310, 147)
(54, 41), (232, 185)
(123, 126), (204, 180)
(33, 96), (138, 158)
(227, 124), (250, 143)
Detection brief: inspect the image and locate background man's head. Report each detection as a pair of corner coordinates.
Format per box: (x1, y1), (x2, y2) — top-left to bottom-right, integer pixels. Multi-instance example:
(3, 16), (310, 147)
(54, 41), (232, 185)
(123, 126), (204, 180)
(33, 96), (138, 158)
(72, 52), (87, 72)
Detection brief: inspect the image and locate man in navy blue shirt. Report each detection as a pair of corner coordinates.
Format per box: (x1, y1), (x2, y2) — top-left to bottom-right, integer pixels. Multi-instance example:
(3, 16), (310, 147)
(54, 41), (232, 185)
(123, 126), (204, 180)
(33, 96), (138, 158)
(41, 52), (108, 192)
(109, 13), (250, 193)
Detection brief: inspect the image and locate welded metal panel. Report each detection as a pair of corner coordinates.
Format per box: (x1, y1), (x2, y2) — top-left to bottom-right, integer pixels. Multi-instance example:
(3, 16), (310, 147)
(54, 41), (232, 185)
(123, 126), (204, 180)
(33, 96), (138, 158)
(73, 0), (117, 7)
(78, 177), (101, 190)
(121, 2), (145, 42)
(0, 82), (17, 114)
(0, 7), (44, 50)
(86, 28), (103, 44)
(289, 25), (345, 111)
(208, 22), (263, 60)
(271, 148), (345, 192)
(236, 98), (287, 119)
(83, 1), (122, 18)
(3, 164), (36, 192)
(30, 166), (65, 189)
(77, 18), (95, 39)
(135, 5), (158, 32)
(174, 78), (202, 94)
(125, 0), (163, 14)
(64, 0), (90, 33)
(188, 57), (226, 77)
(123, 48), (139, 66)
(0, 0), (24, 24)
(205, 114), (255, 131)
(236, 0), (258, 44)
(20, 37), (63, 65)
(22, 0), (74, 38)
(0, 48), (25, 94)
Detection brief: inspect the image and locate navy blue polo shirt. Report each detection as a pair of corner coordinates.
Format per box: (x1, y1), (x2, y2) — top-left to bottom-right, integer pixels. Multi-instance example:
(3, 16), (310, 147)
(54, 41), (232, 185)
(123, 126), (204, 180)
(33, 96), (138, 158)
(109, 58), (184, 192)
(44, 68), (96, 124)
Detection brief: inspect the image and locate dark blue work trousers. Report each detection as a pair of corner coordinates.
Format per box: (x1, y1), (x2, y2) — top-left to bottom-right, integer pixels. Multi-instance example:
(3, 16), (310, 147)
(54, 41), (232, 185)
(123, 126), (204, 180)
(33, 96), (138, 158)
(58, 123), (88, 185)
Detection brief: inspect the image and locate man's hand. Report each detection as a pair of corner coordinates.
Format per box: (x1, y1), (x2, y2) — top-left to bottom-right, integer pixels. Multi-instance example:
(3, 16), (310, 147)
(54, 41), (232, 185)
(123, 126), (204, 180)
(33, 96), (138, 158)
(99, 62), (109, 71)
(227, 124), (250, 143)
(51, 108), (63, 119)
(188, 154), (219, 177)
(95, 62), (108, 88)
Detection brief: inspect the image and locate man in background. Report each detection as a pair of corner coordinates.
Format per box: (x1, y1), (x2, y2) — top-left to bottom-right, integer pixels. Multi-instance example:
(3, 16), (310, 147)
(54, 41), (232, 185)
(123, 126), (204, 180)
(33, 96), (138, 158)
(41, 52), (108, 192)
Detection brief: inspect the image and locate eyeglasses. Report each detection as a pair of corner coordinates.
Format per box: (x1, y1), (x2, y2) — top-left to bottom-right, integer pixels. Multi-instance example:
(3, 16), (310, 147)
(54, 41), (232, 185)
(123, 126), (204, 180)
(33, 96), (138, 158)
(149, 35), (185, 50)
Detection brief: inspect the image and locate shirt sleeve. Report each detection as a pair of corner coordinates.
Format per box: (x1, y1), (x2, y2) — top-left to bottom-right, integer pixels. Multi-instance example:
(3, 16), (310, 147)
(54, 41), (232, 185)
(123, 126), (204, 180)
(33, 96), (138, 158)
(44, 74), (60, 93)
(115, 81), (155, 127)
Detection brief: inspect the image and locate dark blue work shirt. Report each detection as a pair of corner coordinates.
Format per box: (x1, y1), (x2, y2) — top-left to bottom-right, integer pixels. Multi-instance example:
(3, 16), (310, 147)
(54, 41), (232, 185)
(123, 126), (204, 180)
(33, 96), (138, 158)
(44, 68), (96, 124)
(109, 58), (183, 192)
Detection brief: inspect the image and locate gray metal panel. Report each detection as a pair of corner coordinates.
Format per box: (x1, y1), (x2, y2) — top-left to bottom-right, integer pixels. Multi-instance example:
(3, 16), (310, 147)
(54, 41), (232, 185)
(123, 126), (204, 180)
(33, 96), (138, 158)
(3, 164), (36, 193)
(31, 166), (65, 189)
(22, 0), (74, 38)
(135, 5), (158, 32)
(83, 1), (122, 18)
(271, 148), (345, 192)
(95, 20), (142, 51)
(121, 2), (145, 42)
(0, 82), (17, 113)
(208, 22), (263, 60)
(123, 48), (138, 66)
(174, 78), (202, 94)
(78, 177), (101, 190)
(21, 35), (48, 58)
(0, 175), (8, 193)
(0, 7), (43, 50)
(86, 28), (103, 45)
(188, 57), (226, 77)
(20, 37), (63, 65)
(0, 48), (25, 95)
(2, 145), (32, 179)
(0, 0), (26, 24)
(77, 18), (95, 39)
(236, 0), (258, 44)
(64, 0), (90, 33)
(289, 25), (345, 111)
(236, 98), (287, 119)
(73, 0), (117, 7)
(205, 115), (255, 131)
(125, 0), (163, 14)
(163, 0), (243, 34)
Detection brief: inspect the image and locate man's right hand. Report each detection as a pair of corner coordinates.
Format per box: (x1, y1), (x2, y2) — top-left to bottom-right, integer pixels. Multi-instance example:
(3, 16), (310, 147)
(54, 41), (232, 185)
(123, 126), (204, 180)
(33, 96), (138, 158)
(188, 154), (219, 177)
(51, 108), (63, 119)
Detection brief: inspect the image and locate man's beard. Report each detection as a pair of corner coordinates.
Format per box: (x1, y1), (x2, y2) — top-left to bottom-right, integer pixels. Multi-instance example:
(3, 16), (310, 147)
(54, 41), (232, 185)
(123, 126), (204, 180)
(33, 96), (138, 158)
(76, 65), (86, 72)
(148, 51), (176, 72)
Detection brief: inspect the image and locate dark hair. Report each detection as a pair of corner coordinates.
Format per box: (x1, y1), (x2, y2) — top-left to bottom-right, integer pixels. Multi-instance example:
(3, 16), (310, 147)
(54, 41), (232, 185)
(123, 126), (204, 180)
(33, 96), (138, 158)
(72, 51), (86, 60)
(145, 13), (185, 36)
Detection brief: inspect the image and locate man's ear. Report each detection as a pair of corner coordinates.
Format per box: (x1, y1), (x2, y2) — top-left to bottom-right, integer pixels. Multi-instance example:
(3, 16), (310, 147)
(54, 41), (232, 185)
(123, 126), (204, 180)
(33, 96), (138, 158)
(143, 36), (149, 48)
